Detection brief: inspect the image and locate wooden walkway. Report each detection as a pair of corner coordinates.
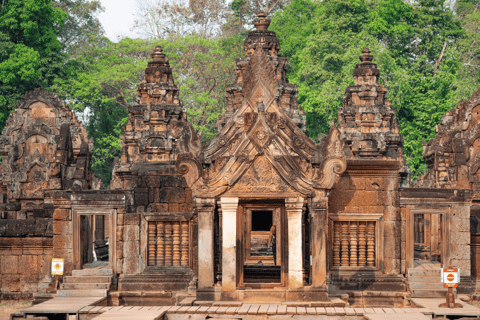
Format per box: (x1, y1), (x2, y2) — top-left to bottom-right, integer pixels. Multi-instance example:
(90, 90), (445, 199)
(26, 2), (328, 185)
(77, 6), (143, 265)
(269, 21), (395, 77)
(21, 297), (105, 315)
(412, 297), (480, 318)
(83, 305), (432, 319)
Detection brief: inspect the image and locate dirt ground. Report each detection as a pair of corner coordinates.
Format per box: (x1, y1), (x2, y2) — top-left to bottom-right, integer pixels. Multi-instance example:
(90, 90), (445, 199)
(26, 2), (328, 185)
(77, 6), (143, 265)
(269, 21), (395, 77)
(0, 301), (32, 320)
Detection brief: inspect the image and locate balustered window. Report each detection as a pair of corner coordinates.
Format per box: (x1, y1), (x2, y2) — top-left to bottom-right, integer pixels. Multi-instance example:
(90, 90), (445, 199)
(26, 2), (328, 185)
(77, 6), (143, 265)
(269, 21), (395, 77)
(329, 215), (382, 270)
(147, 221), (190, 267)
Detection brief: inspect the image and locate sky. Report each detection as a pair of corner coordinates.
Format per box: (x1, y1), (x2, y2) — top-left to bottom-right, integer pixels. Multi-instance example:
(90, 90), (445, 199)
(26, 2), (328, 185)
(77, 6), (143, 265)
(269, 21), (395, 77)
(98, 0), (137, 41)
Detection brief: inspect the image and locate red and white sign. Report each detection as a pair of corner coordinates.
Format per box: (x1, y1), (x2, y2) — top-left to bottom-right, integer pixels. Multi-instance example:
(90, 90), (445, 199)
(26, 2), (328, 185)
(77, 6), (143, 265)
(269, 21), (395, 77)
(441, 268), (459, 287)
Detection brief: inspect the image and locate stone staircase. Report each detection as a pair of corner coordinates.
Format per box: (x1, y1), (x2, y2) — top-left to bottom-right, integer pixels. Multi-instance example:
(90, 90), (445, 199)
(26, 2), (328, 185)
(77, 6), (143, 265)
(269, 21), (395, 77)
(408, 267), (454, 298)
(56, 268), (113, 297)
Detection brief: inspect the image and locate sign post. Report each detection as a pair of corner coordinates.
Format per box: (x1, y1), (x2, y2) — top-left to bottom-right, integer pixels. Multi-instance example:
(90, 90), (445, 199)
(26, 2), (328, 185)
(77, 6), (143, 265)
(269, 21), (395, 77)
(438, 267), (463, 308)
(51, 258), (64, 292)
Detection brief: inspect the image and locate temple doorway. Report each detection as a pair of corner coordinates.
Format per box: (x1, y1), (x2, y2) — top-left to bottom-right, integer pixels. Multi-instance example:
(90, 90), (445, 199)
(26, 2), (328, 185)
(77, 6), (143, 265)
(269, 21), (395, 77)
(80, 215), (110, 269)
(413, 212), (443, 264)
(72, 208), (117, 273)
(237, 203), (286, 288)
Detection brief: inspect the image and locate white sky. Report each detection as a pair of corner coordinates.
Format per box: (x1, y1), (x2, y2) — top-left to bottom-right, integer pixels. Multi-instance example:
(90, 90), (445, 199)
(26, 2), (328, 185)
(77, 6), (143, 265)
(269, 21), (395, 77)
(98, 0), (137, 41)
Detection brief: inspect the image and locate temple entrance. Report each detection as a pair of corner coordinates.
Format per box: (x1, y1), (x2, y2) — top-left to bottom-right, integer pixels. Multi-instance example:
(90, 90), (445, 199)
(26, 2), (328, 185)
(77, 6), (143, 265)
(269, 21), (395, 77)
(73, 208), (117, 273)
(237, 203), (286, 288)
(406, 208), (449, 271)
(413, 212), (443, 263)
(80, 215), (110, 269)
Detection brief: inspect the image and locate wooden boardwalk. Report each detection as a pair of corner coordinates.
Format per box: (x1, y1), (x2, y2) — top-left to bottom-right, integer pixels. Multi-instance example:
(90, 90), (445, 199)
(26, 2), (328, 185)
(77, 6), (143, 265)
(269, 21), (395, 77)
(21, 297), (105, 315)
(412, 297), (480, 318)
(82, 305), (432, 319)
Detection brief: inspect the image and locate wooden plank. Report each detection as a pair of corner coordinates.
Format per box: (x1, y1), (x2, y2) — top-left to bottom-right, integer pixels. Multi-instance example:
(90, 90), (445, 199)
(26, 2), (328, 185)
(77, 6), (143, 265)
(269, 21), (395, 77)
(206, 307), (219, 313)
(196, 306), (210, 313)
(247, 304), (260, 315)
(306, 307), (316, 315)
(373, 308), (385, 313)
(325, 307), (335, 315)
(177, 306), (190, 314)
(225, 307), (237, 315)
(237, 304), (251, 315)
(363, 308), (375, 314)
(353, 308), (365, 315)
(335, 307), (346, 316)
(258, 304), (269, 314)
(392, 308), (407, 313)
(344, 307), (356, 316)
(316, 307), (327, 315)
(267, 304), (278, 315)
(286, 307), (296, 315)
(383, 308), (395, 313)
(186, 306), (200, 314)
(216, 307), (229, 314)
(296, 307), (307, 315)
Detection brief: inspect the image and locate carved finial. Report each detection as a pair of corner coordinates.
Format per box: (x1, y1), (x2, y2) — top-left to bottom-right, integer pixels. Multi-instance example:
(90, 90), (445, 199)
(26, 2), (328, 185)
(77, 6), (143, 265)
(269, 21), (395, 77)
(359, 47), (373, 63)
(254, 11), (270, 30)
(152, 46), (166, 62)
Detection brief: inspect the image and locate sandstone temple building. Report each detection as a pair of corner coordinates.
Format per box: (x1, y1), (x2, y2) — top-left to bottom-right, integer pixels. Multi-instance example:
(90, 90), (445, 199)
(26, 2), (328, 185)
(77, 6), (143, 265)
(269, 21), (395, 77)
(1, 12), (480, 307)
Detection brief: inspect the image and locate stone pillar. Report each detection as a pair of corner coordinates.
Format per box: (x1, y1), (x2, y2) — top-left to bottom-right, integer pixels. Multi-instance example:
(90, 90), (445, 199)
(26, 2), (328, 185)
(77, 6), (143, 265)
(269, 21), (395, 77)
(309, 196), (328, 287)
(286, 197), (304, 288)
(220, 197), (239, 291)
(196, 198), (216, 288)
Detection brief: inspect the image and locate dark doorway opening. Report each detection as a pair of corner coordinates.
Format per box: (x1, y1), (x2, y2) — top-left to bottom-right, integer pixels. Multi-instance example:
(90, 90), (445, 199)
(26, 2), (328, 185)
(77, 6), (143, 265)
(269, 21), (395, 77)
(81, 214), (109, 268)
(251, 210), (273, 231)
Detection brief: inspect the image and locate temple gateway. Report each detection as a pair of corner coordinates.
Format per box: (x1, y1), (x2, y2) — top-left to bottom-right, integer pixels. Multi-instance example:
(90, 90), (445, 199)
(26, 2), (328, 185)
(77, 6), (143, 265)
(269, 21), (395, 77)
(1, 12), (480, 307)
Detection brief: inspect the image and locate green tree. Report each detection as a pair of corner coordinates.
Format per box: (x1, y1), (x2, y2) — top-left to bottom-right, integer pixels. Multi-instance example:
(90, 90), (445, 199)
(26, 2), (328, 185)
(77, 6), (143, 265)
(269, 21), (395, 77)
(0, 0), (67, 130)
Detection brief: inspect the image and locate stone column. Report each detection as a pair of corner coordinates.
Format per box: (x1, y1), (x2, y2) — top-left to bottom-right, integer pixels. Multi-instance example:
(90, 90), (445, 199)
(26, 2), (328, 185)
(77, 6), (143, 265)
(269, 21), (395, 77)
(309, 196), (328, 287)
(286, 197), (304, 288)
(196, 198), (216, 288)
(220, 197), (239, 291)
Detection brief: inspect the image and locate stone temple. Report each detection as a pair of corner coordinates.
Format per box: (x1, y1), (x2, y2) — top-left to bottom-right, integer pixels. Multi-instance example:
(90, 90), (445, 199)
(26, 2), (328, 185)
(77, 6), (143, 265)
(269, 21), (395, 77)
(2, 12), (480, 316)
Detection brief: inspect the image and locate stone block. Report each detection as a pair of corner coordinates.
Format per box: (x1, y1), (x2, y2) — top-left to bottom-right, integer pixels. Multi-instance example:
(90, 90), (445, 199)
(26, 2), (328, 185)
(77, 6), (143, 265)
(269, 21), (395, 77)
(1, 255), (19, 274)
(116, 258), (123, 274)
(54, 235), (73, 250)
(160, 187), (185, 203)
(384, 206), (400, 221)
(357, 206), (384, 214)
(19, 255), (38, 275)
(117, 213), (124, 225)
(180, 203), (193, 212)
(117, 242), (124, 259)
(123, 256), (138, 274)
(124, 240), (139, 258)
(383, 258), (400, 275)
(384, 237), (400, 259)
(53, 220), (72, 235)
(365, 177), (388, 191)
(117, 226), (124, 241)
(345, 190), (378, 207)
(54, 209), (71, 221)
(384, 221), (401, 239)
(184, 188), (193, 203)
(124, 225), (139, 242)
(34, 219), (49, 236)
(169, 203), (180, 212)
(1, 275), (20, 292)
(150, 203), (168, 212)
(124, 213), (140, 225)
(134, 192), (148, 207)
(452, 232), (470, 245)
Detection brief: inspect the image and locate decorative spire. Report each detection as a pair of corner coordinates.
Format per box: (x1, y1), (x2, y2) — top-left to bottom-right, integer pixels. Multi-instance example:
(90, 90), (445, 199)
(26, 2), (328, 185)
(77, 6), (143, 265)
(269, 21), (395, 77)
(253, 11), (270, 30)
(338, 48), (404, 161)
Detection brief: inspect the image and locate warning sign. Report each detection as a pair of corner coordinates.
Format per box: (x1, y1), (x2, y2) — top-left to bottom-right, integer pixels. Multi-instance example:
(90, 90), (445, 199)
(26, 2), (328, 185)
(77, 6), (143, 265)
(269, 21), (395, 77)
(441, 268), (459, 287)
(51, 258), (64, 276)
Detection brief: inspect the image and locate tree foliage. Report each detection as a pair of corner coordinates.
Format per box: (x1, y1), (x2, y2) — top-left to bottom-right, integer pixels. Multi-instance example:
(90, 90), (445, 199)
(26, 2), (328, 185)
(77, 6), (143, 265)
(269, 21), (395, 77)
(271, 0), (476, 178)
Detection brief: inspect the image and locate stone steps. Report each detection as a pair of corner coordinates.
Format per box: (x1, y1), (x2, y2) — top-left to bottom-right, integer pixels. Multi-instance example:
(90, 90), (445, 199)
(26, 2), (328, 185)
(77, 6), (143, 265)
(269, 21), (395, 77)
(73, 269), (113, 276)
(56, 269), (113, 298)
(64, 276), (112, 284)
(408, 267), (455, 298)
(61, 283), (110, 290)
(56, 289), (107, 297)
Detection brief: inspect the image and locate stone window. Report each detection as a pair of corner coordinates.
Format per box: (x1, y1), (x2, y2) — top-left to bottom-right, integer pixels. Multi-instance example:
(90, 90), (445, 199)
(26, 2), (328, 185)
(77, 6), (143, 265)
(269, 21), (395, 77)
(147, 221), (190, 267)
(329, 213), (383, 271)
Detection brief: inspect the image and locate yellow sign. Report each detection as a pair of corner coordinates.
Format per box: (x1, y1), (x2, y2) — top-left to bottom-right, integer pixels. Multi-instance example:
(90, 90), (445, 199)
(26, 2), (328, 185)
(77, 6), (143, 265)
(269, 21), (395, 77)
(51, 258), (64, 275)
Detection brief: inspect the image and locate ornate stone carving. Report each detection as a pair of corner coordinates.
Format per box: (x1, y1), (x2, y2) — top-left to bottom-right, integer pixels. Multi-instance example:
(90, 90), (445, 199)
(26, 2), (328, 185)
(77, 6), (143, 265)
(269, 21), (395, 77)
(177, 13), (346, 198)
(416, 87), (480, 190)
